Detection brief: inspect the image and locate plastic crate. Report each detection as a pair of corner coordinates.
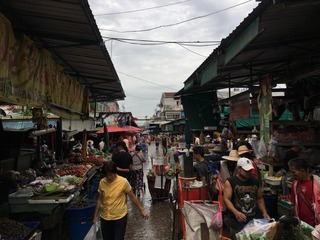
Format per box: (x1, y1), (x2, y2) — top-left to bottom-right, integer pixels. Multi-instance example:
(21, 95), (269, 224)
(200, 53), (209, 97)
(2, 221), (40, 240)
(277, 200), (292, 217)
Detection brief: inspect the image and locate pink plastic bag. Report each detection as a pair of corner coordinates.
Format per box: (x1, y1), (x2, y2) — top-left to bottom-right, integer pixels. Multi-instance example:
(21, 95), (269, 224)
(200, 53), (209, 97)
(211, 210), (223, 230)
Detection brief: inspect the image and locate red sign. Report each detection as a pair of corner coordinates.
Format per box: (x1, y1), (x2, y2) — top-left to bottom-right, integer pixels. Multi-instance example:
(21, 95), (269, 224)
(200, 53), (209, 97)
(229, 93), (250, 120)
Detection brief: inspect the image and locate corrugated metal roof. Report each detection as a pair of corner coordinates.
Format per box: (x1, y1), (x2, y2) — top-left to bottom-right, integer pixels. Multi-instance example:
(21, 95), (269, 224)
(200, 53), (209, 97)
(0, 0), (125, 103)
(178, 0), (320, 96)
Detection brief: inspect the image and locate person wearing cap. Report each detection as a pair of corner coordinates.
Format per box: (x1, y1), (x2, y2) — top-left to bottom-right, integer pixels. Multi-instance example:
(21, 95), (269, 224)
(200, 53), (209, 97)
(283, 140), (305, 171)
(238, 145), (260, 181)
(224, 157), (270, 234)
(205, 134), (211, 144)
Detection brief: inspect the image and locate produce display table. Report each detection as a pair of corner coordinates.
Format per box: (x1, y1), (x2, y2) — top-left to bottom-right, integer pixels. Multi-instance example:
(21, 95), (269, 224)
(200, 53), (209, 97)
(7, 163), (101, 240)
(10, 202), (58, 214)
(10, 200), (66, 238)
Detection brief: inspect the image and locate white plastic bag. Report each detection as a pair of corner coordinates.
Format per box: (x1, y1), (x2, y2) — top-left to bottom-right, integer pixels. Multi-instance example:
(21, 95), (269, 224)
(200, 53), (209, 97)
(258, 136), (267, 158)
(235, 218), (274, 240)
(268, 139), (277, 158)
(251, 137), (267, 159)
(84, 221), (103, 240)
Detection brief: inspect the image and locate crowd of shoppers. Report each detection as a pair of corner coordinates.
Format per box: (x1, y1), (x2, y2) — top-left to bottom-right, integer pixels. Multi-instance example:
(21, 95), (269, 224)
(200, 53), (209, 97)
(92, 130), (319, 239)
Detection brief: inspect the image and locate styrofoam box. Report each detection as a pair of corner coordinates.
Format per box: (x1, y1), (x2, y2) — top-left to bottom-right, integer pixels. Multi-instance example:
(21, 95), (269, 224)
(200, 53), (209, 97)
(265, 176), (282, 186)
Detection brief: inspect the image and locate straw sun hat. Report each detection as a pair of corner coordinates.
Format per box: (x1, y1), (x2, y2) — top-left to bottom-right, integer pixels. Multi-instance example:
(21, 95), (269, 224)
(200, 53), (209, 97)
(222, 150), (240, 161)
(238, 145), (252, 154)
(212, 146), (222, 152)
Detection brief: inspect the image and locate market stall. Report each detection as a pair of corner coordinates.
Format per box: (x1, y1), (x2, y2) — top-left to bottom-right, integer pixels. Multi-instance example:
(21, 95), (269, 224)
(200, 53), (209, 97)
(4, 161), (103, 239)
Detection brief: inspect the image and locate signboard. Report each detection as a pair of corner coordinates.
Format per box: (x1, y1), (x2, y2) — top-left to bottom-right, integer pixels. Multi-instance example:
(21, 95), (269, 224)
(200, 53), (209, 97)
(0, 14), (88, 118)
(204, 126), (217, 130)
(229, 93), (250, 120)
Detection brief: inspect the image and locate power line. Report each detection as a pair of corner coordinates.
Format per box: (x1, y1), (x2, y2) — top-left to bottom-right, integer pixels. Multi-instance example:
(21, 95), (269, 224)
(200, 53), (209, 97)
(95, 0), (191, 16)
(104, 37), (218, 57)
(99, 0), (253, 33)
(103, 36), (220, 47)
(118, 71), (179, 91)
(176, 43), (207, 57)
(124, 95), (160, 101)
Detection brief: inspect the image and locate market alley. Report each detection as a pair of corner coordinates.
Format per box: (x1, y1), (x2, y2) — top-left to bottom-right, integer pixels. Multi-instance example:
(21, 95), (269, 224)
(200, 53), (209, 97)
(125, 142), (175, 240)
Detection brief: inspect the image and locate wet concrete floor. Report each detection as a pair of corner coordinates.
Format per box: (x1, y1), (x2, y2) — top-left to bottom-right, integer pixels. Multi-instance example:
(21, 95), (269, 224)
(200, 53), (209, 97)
(125, 143), (177, 240)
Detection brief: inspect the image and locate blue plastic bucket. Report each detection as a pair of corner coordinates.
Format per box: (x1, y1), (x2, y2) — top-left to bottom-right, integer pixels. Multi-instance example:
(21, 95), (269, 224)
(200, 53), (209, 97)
(67, 217), (93, 240)
(65, 201), (96, 219)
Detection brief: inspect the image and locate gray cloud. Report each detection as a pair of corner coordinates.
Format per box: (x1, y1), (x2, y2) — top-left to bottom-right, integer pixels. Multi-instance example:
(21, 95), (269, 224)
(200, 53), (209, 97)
(89, 0), (259, 119)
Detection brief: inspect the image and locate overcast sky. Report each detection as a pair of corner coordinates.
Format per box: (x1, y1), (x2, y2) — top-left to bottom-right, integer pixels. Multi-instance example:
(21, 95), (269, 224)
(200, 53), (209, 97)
(88, 0), (259, 120)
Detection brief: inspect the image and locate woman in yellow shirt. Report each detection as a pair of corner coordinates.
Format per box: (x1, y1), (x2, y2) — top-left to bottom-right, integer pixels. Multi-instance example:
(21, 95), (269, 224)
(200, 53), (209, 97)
(93, 161), (149, 240)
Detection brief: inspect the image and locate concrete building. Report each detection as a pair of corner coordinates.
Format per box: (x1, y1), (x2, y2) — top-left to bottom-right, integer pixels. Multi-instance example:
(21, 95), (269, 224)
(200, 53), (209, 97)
(148, 92), (184, 133)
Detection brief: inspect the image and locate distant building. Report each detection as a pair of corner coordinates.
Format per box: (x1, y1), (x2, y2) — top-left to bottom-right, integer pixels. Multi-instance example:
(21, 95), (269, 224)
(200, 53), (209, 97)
(148, 92), (184, 133)
(89, 101), (119, 118)
(158, 92), (183, 121)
